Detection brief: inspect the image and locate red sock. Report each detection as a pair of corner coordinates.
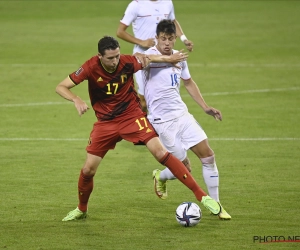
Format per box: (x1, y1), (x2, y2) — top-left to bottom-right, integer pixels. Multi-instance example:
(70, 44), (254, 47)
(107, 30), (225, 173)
(77, 169), (94, 212)
(160, 152), (207, 201)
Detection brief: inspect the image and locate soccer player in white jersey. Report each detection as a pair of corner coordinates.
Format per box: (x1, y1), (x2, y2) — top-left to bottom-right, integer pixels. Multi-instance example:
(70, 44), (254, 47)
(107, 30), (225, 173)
(117, 0), (193, 111)
(141, 19), (231, 220)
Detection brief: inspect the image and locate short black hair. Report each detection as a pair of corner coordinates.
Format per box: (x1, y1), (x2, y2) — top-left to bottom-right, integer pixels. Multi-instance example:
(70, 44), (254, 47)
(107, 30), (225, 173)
(156, 19), (176, 36)
(98, 36), (120, 55)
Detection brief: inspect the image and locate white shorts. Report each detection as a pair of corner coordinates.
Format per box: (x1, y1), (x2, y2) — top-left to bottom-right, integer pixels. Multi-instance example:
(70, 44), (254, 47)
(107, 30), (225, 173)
(152, 112), (207, 161)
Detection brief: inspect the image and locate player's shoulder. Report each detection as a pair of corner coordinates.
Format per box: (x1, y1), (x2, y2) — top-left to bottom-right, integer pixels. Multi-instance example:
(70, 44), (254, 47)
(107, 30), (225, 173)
(120, 54), (135, 60)
(127, 0), (140, 7)
(119, 54), (138, 64)
(161, 0), (174, 6)
(156, 0), (173, 2)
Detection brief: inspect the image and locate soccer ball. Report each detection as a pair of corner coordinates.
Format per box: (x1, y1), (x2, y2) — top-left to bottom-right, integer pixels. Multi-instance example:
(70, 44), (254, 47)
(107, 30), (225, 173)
(175, 202), (202, 227)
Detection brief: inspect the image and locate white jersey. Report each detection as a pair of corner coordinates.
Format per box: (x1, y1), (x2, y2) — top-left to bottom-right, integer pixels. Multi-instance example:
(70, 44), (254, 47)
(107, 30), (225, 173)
(142, 46), (191, 124)
(120, 0), (175, 53)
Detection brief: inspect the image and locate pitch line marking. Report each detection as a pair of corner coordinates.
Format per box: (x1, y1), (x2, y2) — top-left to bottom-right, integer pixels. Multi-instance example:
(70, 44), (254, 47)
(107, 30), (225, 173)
(0, 138), (299, 141)
(201, 87), (300, 97)
(0, 87), (299, 108)
(189, 63), (300, 68)
(1, 63), (300, 68)
(0, 101), (74, 107)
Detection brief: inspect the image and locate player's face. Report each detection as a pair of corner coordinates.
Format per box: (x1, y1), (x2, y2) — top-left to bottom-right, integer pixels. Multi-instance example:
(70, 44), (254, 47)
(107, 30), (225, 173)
(156, 32), (176, 55)
(98, 48), (120, 72)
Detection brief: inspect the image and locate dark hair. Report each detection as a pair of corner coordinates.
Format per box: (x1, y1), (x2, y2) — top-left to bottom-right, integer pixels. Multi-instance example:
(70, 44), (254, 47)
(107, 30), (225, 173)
(98, 36), (120, 55)
(156, 19), (176, 36)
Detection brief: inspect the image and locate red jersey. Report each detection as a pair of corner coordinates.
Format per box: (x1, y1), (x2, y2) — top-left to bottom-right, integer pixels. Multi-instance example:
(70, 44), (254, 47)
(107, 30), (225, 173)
(69, 55), (143, 121)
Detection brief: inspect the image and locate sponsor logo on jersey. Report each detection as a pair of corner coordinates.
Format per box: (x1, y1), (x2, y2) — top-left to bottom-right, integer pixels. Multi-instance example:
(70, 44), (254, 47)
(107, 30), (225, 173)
(97, 77), (103, 82)
(75, 67), (83, 76)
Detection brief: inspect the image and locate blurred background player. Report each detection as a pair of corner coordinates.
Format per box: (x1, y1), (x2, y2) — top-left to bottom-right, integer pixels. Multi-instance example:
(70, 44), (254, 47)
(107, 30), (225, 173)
(141, 20), (231, 220)
(117, 0), (193, 111)
(55, 36), (222, 221)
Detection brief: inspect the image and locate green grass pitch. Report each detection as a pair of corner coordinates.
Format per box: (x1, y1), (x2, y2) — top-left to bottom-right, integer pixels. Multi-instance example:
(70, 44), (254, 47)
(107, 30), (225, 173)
(0, 1), (299, 249)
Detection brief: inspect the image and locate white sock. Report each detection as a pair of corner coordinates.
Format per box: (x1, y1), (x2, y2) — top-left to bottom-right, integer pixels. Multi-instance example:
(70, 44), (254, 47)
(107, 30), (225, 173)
(201, 155), (220, 202)
(159, 167), (177, 181)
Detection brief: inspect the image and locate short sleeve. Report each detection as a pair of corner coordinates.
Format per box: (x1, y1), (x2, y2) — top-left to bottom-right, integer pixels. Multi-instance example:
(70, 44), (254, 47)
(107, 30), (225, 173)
(120, 1), (138, 26)
(169, 1), (176, 21)
(69, 64), (89, 85)
(180, 61), (191, 81)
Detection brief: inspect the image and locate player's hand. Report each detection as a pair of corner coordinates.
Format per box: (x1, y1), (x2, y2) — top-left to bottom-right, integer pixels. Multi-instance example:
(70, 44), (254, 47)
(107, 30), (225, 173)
(134, 52), (149, 68)
(184, 40), (194, 52)
(168, 50), (188, 69)
(72, 96), (89, 116)
(204, 107), (222, 121)
(139, 38), (156, 48)
(169, 49), (188, 63)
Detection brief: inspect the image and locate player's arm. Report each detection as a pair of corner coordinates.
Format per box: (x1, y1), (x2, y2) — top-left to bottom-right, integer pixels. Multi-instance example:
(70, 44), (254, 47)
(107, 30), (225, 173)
(173, 19), (194, 52)
(134, 50), (188, 68)
(147, 49), (188, 63)
(116, 22), (155, 48)
(183, 78), (222, 121)
(55, 77), (89, 116)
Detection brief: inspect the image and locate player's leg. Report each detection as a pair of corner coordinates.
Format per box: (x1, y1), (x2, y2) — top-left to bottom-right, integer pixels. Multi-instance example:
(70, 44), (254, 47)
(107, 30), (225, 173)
(120, 114), (220, 214)
(151, 116), (193, 198)
(62, 153), (103, 221)
(150, 120), (186, 198)
(62, 121), (119, 221)
(190, 139), (219, 201)
(175, 113), (221, 202)
(153, 157), (190, 199)
(159, 156), (191, 180)
(146, 137), (221, 215)
(77, 153), (102, 212)
(190, 140), (231, 220)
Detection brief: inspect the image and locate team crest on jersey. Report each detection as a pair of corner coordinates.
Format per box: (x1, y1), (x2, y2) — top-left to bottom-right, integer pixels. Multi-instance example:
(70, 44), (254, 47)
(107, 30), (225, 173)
(120, 74), (127, 84)
(75, 67), (83, 76)
(97, 76), (103, 82)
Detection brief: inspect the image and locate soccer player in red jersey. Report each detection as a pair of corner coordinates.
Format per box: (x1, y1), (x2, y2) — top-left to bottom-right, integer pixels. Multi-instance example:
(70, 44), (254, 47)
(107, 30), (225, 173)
(56, 36), (221, 221)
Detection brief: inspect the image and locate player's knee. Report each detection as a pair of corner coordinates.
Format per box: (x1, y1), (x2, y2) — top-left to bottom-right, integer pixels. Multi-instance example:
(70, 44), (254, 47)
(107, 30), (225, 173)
(82, 167), (97, 176)
(83, 154), (101, 175)
(200, 154), (215, 165)
(146, 137), (168, 161)
(154, 149), (168, 161)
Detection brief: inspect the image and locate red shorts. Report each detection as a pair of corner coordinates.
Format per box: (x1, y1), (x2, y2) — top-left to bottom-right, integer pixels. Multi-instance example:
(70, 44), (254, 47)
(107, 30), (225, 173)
(86, 111), (158, 158)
